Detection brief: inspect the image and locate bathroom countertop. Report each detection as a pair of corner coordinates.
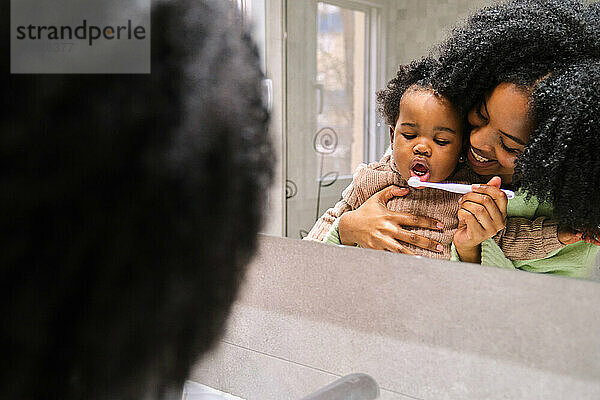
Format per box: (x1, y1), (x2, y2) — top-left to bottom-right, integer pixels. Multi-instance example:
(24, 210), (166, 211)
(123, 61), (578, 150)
(191, 235), (600, 400)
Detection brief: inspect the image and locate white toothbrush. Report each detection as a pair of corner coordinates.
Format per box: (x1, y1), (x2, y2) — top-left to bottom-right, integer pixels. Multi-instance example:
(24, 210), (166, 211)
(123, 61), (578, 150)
(407, 176), (515, 199)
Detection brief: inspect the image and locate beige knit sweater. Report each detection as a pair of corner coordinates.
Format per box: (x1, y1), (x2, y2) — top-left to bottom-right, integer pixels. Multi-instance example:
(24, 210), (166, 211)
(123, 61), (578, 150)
(306, 154), (563, 260)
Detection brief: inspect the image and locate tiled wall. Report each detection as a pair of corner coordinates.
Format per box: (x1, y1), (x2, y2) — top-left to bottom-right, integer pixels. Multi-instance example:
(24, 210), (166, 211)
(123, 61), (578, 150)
(386, 0), (495, 77)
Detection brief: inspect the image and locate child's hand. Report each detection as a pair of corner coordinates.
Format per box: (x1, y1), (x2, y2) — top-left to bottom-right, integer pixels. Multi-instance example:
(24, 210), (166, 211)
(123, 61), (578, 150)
(558, 227), (583, 245)
(453, 176), (508, 263)
(559, 227), (600, 246)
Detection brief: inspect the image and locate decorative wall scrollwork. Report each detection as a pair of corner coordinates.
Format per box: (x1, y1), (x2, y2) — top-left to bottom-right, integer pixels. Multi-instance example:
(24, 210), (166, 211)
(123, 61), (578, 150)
(313, 127), (338, 155)
(319, 171), (339, 187)
(289, 127), (342, 239)
(286, 179), (298, 199)
(313, 127), (339, 221)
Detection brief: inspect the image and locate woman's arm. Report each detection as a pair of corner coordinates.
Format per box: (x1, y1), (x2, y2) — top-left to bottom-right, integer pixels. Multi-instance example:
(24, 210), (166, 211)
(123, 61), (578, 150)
(305, 197), (352, 242)
(337, 185), (445, 253)
(495, 217), (562, 261)
(480, 238), (599, 278)
(309, 155), (444, 253)
(495, 218), (600, 260)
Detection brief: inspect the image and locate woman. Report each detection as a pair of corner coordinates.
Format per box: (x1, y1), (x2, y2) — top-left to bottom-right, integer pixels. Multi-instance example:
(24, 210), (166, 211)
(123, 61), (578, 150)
(318, 0), (600, 276)
(450, 65), (600, 272)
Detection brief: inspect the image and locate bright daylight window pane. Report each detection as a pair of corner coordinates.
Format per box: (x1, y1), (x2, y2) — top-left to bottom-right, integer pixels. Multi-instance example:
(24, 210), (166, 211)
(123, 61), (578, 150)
(316, 2), (366, 178)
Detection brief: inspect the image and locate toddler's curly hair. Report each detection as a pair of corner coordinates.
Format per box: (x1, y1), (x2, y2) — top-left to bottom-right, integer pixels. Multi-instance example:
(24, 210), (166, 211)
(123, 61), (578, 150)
(376, 57), (440, 126)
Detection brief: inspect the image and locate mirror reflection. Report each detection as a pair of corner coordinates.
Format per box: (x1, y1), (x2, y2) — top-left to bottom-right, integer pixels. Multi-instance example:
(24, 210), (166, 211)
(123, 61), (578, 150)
(270, 0), (600, 280)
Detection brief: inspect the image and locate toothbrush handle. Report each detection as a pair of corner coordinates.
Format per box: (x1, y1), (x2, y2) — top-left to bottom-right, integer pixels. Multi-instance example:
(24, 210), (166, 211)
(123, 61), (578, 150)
(466, 184), (515, 200)
(427, 183), (471, 194)
(424, 182), (515, 200)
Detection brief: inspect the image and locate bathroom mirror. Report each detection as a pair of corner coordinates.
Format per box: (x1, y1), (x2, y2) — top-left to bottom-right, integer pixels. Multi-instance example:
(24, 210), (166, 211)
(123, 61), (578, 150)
(285, 0), (494, 237)
(251, 0), (600, 279)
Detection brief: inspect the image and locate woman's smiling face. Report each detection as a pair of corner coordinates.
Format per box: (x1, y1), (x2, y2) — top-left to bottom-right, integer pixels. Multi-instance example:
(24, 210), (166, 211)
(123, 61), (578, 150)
(467, 82), (535, 184)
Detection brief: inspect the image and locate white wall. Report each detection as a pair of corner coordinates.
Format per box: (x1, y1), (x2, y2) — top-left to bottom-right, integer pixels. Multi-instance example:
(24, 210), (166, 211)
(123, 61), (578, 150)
(385, 0), (496, 75)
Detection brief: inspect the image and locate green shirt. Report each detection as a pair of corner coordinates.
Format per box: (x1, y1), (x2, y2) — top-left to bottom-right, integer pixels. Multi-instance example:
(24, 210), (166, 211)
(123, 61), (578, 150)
(323, 191), (599, 278)
(450, 192), (599, 278)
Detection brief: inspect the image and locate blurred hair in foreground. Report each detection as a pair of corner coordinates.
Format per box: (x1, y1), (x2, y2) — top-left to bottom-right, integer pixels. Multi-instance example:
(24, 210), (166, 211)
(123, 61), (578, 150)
(0, 0), (273, 398)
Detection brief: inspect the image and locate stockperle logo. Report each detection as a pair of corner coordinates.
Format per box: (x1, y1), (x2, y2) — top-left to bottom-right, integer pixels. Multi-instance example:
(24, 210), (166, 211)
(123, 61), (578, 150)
(11, 0), (150, 74)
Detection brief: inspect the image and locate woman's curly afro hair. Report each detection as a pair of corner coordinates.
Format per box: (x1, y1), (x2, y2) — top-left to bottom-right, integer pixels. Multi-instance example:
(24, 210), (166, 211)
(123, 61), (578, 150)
(432, 0), (600, 114)
(429, 0), (600, 233)
(519, 60), (600, 234)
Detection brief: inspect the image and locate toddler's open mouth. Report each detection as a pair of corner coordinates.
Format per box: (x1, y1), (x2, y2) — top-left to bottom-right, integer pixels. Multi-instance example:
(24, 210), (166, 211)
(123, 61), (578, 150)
(410, 159), (431, 182)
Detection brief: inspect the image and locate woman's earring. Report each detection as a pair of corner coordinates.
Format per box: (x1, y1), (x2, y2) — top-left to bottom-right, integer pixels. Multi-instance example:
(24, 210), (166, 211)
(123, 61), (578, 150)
(459, 155), (466, 163)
